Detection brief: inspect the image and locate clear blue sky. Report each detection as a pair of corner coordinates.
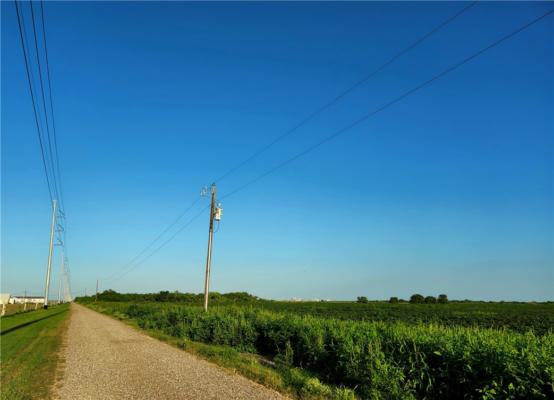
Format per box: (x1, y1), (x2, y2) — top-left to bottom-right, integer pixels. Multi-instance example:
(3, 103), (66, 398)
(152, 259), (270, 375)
(2, 1), (552, 301)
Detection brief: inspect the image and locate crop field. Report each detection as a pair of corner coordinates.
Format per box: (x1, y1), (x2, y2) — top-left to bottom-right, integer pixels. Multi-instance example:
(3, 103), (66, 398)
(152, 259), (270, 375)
(239, 300), (554, 335)
(79, 295), (553, 400)
(0, 304), (70, 400)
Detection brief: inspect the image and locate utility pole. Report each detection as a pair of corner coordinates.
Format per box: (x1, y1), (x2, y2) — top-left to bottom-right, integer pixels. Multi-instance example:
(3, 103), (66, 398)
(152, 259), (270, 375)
(203, 183), (216, 312)
(85, 288), (87, 297)
(44, 199), (57, 309)
(58, 250), (64, 304)
(24, 289), (27, 312)
(95, 280), (98, 302)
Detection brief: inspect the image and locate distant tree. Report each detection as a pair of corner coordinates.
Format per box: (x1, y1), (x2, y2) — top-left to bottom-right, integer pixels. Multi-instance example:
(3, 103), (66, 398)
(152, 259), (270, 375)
(398, 299), (407, 303)
(357, 296), (369, 304)
(410, 294), (424, 304)
(155, 291), (170, 302)
(425, 295), (437, 304)
(389, 297), (399, 304)
(438, 294), (448, 304)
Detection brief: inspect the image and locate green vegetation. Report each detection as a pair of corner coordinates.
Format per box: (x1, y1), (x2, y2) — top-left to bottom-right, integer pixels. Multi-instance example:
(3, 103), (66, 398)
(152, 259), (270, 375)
(0, 304), (70, 400)
(424, 295), (437, 304)
(410, 294), (425, 304)
(78, 289), (259, 303)
(78, 299), (553, 400)
(93, 303), (354, 400)
(78, 290), (554, 335)
(438, 294), (448, 304)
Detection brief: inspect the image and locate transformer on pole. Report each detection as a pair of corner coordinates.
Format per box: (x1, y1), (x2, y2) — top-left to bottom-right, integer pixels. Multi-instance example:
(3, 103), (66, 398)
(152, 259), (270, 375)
(202, 184), (222, 312)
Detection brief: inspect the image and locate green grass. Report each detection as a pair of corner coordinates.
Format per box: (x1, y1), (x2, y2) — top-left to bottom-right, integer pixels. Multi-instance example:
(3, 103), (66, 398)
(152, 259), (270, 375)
(0, 304), (70, 400)
(78, 292), (554, 335)
(91, 304), (355, 400)
(81, 301), (553, 400)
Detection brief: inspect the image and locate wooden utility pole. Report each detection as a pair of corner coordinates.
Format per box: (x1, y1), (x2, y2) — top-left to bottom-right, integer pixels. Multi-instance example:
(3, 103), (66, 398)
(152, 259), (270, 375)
(203, 183), (216, 312)
(95, 280), (98, 302)
(44, 199), (57, 309)
(24, 289), (27, 311)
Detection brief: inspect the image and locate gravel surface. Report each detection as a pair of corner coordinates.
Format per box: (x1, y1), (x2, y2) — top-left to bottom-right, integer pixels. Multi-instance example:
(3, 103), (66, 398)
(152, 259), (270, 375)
(54, 303), (289, 400)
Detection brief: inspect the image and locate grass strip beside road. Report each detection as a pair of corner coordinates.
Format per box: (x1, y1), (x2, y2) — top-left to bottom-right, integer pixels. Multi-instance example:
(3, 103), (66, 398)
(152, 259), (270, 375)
(0, 304), (70, 400)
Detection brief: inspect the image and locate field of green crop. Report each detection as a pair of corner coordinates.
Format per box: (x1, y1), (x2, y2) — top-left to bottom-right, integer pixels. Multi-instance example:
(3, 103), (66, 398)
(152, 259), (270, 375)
(0, 304), (70, 400)
(79, 298), (553, 400)
(239, 301), (554, 335)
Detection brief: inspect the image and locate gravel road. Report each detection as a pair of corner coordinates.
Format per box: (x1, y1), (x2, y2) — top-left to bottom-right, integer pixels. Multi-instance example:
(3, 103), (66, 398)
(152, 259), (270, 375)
(54, 303), (288, 400)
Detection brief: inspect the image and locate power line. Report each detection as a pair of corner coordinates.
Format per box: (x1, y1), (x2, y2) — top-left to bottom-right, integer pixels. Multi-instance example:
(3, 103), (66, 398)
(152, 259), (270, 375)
(212, 0), (479, 184)
(39, 0), (65, 213)
(108, 203), (211, 283)
(16, 0), (71, 301)
(14, 0), (54, 205)
(102, 196), (204, 281)
(38, 0), (70, 296)
(106, 5), (552, 284)
(107, 1), (480, 280)
(219, 8), (554, 202)
(29, 0), (61, 206)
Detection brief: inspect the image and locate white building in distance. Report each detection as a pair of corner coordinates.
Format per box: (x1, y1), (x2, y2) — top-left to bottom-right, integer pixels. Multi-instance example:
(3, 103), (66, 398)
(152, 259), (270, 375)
(8, 296), (45, 304)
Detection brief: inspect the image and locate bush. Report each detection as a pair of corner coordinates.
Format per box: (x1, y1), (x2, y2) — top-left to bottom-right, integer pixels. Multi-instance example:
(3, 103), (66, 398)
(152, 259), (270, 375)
(356, 296), (368, 304)
(425, 296), (437, 304)
(410, 294), (424, 304)
(389, 297), (399, 304)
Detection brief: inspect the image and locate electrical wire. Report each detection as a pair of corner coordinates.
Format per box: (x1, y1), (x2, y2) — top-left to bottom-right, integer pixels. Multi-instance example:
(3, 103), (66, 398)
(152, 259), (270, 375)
(109, 203), (211, 283)
(29, 0), (61, 206)
(219, 8), (554, 202)
(14, 0), (54, 205)
(212, 0), (479, 184)
(16, 0), (70, 296)
(101, 4), (553, 285)
(105, 1), (480, 283)
(39, 0), (65, 213)
(102, 196), (205, 281)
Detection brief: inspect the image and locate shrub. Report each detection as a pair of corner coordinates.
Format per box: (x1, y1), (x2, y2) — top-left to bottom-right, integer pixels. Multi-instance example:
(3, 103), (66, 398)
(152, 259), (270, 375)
(425, 296), (437, 304)
(410, 294), (424, 304)
(356, 296), (368, 304)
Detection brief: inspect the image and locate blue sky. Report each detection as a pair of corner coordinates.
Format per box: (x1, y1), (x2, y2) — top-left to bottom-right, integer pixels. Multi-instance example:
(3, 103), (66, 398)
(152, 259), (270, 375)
(2, 1), (552, 301)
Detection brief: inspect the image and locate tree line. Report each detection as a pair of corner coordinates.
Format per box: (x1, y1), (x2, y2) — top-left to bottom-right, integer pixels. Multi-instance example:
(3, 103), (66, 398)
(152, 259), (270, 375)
(75, 290), (260, 304)
(357, 294), (449, 304)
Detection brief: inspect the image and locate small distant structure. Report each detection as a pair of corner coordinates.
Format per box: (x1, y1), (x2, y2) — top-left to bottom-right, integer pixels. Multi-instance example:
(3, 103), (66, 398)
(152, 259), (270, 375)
(0, 293), (10, 316)
(9, 296), (45, 305)
(284, 297), (327, 302)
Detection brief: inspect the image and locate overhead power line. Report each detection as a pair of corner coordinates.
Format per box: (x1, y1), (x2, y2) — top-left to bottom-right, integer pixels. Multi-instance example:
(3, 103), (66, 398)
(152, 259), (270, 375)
(108, 5), (552, 285)
(212, 0), (479, 184)
(102, 196), (204, 282)
(108, 203), (211, 283)
(219, 8), (554, 201)
(29, 0), (61, 206)
(39, 0), (65, 212)
(109, 2), (480, 280)
(14, 0), (54, 205)
(15, 0), (71, 301)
